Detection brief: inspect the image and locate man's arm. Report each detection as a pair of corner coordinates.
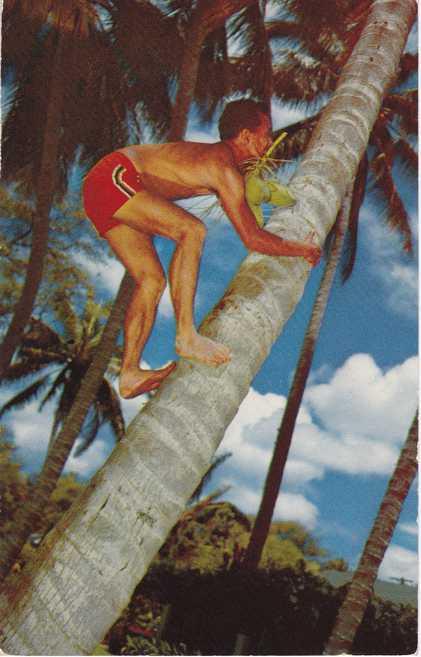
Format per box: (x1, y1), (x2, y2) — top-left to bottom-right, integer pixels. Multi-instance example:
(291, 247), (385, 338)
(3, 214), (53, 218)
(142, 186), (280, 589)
(212, 164), (321, 266)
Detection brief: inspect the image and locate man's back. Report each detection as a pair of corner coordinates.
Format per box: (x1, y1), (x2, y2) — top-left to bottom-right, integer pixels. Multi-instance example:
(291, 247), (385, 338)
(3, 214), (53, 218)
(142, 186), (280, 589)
(118, 141), (232, 200)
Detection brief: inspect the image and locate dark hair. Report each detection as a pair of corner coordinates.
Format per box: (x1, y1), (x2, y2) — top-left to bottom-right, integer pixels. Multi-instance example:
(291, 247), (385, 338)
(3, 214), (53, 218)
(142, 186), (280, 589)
(218, 99), (269, 140)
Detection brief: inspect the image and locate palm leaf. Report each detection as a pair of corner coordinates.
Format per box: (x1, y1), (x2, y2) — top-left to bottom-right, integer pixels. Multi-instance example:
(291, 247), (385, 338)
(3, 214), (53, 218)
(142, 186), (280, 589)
(396, 52), (418, 85)
(39, 366), (70, 411)
(393, 138), (418, 172)
(189, 451), (232, 503)
(383, 90), (417, 134)
(0, 358), (49, 384)
(341, 153), (369, 282)
(73, 410), (101, 457)
(370, 154), (413, 253)
(0, 375), (50, 418)
(96, 379), (125, 442)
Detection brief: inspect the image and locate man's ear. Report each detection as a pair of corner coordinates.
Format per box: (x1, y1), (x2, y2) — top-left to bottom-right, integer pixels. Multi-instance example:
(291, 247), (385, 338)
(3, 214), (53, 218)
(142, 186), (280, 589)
(237, 128), (252, 146)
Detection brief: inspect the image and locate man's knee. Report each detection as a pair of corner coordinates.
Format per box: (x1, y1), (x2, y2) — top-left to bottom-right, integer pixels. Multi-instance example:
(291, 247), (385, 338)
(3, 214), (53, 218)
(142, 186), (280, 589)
(181, 219), (207, 245)
(134, 268), (166, 298)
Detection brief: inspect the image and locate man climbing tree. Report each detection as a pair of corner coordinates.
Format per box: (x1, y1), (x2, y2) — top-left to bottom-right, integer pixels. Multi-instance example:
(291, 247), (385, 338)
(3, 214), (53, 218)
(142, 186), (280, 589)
(83, 99), (321, 398)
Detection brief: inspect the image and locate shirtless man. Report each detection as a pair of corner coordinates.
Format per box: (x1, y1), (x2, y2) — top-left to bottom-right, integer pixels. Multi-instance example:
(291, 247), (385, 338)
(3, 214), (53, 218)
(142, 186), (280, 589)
(83, 99), (321, 399)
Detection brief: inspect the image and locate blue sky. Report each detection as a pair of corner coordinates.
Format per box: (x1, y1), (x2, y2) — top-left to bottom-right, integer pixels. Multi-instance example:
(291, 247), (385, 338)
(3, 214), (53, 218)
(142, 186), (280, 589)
(1, 18), (418, 586)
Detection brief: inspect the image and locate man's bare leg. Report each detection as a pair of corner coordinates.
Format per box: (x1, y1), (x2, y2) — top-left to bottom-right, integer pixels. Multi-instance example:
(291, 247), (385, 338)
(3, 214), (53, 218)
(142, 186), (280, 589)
(113, 191), (231, 367)
(106, 225), (176, 398)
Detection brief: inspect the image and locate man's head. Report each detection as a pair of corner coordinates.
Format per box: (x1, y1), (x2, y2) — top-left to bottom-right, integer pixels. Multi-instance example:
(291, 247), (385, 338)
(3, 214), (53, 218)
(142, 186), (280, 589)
(218, 99), (272, 158)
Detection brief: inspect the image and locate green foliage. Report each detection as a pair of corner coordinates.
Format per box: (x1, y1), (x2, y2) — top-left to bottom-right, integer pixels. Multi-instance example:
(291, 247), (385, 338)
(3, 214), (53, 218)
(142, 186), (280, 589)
(157, 501), (251, 573)
(113, 565), (416, 656)
(0, 436), (29, 536)
(0, 185), (100, 331)
(0, 294), (124, 454)
(0, 437), (84, 562)
(122, 636), (196, 656)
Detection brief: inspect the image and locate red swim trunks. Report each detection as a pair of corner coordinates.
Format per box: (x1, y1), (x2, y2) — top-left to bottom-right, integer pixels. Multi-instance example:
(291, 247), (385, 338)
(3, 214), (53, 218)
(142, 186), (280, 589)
(82, 151), (144, 237)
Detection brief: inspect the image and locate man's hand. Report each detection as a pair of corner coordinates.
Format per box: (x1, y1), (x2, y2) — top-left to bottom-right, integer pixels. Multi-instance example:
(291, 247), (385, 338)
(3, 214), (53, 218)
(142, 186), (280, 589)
(303, 230), (322, 267)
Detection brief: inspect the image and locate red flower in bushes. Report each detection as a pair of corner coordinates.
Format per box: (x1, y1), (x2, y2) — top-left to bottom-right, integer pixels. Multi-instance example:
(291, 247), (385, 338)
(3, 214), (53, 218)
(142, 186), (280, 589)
(127, 624), (154, 638)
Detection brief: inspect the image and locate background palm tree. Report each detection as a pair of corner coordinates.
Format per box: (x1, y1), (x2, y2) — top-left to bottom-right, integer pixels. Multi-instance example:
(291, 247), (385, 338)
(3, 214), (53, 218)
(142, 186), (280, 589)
(266, 0), (417, 276)
(325, 411), (418, 654)
(241, 182), (356, 571)
(0, 0), (257, 579)
(0, 294), (124, 454)
(0, 0), (140, 377)
(0, 1), (415, 652)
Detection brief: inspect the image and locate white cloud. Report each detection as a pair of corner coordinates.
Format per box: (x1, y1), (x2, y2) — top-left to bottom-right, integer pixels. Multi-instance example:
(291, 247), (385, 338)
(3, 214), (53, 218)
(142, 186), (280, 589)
(226, 484), (319, 529)
(215, 353), (417, 532)
(157, 285), (173, 319)
(304, 353), (418, 443)
(76, 252), (124, 295)
(5, 397), (116, 480)
(362, 208), (418, 319)
(378, 544), (418, 584)
(64, 438), (113, 478)
(398, 522), (418, 537)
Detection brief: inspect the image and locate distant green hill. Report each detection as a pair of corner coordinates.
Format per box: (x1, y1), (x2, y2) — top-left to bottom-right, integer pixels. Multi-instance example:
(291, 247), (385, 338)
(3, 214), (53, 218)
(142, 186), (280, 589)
(321, 570), (417, 607)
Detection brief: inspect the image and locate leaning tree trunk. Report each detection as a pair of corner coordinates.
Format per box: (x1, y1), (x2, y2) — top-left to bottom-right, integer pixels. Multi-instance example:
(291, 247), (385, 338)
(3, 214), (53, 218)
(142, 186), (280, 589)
(325, 411), (418, 654)
(241, 185), (353, 571)
(0, 32), (67, 380)
(168, 0), (255, 140)
(0, 1), (415, 654)
(0, 0), (254, 583)
(0, 275), (134, 579)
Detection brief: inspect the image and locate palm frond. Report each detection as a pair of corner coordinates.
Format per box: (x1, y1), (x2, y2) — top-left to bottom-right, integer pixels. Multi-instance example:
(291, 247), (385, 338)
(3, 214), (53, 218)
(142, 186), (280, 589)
(272, 55), (337, 106)
(189, 451), (232, 503)
(39, 366), (70, 411)
(370, 154), (413, 253)
(108, 0), (182, 140)
(383, 90), (417, 134)
(22, 318), (63, 352)
(0, 375), (50, 418)
(73, 410), (101, 457)
(49, 365), (85, 440)
(272, 113), (319, 161)
(393, 138), (418, 173)
(0, 358), (48, 384)
(97, 380), (125, 442)
(396, 52), (418, 86)
(194, 26), (230, 122)
(341, 153), (369, 282)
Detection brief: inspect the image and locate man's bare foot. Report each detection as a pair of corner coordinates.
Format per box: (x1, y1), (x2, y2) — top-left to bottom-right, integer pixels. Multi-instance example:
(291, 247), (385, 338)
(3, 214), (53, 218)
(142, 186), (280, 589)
(119, 362), (176, 399)
(176, 331), (231, 367)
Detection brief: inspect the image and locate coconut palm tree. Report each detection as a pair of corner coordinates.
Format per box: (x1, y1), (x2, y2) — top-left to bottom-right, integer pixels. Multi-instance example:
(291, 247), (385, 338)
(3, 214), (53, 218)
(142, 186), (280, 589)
(0, 0), (147, 378)
(0, 0), (259, 580)
(239, 0), (416, 572)
(0, 1), (415, 652)
(0, 295), (125, 453)
(241, 182), (356, 571)
(325, 411), (418, 654)
(265, 0), (417, 275)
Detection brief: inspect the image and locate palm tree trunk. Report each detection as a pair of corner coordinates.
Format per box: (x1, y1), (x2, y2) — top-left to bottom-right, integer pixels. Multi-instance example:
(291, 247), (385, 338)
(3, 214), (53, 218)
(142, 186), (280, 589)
(325, 411), (418, 655)
(0, 274), (134, 579)
(169, 0), (255, 141)
(0, 1), (415, 653)
(0, 32), (67, 380)
(0, 0), (244, 581)
(241, 186), (352, 571)
(0, 0), (246, 584)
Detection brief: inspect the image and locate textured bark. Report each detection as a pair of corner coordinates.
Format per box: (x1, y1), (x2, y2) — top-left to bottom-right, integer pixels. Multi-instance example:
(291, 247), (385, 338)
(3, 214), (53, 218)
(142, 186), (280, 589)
(242, 187), (352, 571)
(0, 33), (66, 379)
(325, 411), (418, 655)
(0, 274), (134, 579)
(169, 0), (255, 140)
(0, 1), (415, 654)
